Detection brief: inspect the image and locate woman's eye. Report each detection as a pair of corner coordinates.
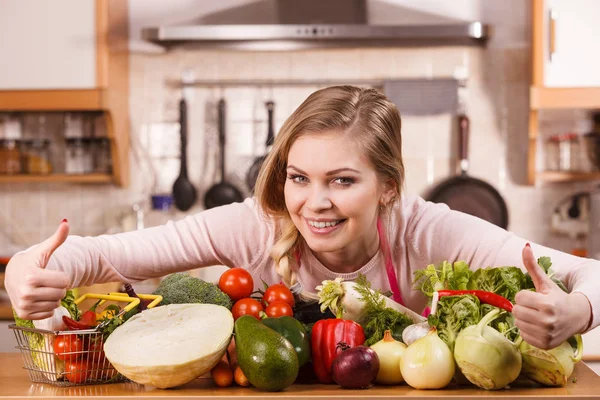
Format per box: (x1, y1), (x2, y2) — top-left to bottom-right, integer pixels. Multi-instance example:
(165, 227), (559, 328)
(288, 174), (308, 184)
(333, 177), (355, 186)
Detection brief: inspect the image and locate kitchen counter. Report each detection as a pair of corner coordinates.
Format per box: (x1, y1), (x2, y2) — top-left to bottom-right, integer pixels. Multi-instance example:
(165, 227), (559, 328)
(0, 354), (599, 399)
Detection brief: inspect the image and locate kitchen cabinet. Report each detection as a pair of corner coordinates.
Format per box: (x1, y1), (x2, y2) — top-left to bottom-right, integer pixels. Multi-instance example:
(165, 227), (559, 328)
(540, 0), (600, 88)
(0, 0), (96, 90)
(528, 0), (600, 184)
(0, 0), (130, 187)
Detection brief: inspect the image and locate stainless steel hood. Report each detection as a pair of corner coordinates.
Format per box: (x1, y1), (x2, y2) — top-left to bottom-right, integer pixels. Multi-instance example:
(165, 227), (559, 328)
(141, 0), (489, 50)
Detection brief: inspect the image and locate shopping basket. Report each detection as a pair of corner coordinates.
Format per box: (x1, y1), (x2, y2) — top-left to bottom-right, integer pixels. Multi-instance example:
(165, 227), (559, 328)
(10, 292), (162, 386)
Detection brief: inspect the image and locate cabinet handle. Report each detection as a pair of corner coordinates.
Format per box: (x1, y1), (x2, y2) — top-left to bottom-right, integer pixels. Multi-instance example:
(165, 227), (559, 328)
(549, 9), (557, 62)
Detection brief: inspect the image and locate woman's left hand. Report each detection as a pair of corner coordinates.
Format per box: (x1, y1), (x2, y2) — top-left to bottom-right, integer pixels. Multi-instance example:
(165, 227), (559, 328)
(513, 244), (592, 350)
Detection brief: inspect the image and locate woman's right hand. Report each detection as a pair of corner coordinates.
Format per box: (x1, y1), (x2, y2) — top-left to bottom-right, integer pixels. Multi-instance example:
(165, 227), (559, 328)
(6, 220), (71, 320)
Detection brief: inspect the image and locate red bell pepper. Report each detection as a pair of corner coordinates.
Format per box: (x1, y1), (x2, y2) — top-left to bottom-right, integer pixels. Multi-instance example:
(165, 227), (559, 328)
(310, 319), (365, 384)
(436, 289), (513, 312)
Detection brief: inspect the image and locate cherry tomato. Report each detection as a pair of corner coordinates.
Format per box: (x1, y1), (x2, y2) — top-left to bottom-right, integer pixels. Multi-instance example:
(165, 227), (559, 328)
(265, 300), (294, 318)
(219, 268), (254, 302)
(263, 284), (295, 307)
(64, 359), (90, 383)
(231, 298), (264, 320)
(53, 334), (84, 361)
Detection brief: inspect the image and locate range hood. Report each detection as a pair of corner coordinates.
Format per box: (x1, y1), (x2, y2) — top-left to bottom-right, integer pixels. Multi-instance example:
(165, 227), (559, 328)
(141, 0), (489, 51)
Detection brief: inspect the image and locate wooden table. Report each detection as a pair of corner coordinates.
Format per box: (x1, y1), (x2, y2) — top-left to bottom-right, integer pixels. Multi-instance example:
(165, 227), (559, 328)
(0, 353), (599, 399)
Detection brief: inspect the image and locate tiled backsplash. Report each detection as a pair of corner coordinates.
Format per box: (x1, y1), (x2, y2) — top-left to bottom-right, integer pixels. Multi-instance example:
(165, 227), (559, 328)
(1, 0), (596, 258)
(0, 45), (593, 257)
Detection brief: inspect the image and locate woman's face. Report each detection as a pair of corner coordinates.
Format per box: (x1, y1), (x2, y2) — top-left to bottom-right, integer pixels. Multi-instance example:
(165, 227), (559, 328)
(284, 131), (395, 255)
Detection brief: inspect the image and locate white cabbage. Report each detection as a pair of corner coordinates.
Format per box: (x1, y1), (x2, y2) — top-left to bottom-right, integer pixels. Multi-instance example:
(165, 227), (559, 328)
(104, 304), (234, 389)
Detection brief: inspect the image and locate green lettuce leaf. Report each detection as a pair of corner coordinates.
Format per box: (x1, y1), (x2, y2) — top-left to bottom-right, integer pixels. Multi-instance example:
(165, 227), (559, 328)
(413, 260), (473, 297)
(523, 256), (568, 293)
(60, 289), (81, 320)
(428, 294), (481, 351)
(467, 266), (526, 303)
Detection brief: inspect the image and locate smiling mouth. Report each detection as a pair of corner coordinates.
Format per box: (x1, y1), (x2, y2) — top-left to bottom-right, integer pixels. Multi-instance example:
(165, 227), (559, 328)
(306, 219), (345, 229)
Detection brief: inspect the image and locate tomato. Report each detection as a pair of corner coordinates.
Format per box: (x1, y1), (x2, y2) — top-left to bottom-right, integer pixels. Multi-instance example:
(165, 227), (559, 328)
(231, 298), (264, 320)
(53, 334), (84, 361)
(85, 336), (107, 366)
(265, 300), (294, 318)
(64, 359), (90, 384)
(219, 268), (254, 302)
(263, 284), (295, 307)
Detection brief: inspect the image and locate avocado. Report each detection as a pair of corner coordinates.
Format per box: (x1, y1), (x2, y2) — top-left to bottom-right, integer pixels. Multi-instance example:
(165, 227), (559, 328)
(234, 315), (299, 391)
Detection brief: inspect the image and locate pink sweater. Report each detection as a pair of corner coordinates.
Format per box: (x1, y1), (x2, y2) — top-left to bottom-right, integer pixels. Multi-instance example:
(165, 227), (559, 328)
(47, 195), (600, 330)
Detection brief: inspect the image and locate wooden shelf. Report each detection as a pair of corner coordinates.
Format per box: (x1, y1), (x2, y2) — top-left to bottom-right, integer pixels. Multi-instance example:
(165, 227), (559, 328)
(0, 173), (113, 184)
(537, 171), (600, 183)
(0, 89), (104, 111)
(530, 86), (600, 110)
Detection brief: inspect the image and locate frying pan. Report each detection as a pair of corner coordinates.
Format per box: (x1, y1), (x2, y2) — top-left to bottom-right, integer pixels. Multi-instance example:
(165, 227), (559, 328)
(172, 97), (197, 211)
(203, 99), (244, 210)
(246, 101), (275, 192)
(426, 114), (509, 229)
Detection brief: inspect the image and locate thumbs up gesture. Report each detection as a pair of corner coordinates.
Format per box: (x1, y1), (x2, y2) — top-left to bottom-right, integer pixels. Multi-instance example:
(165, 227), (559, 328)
(5, 220), (71, 320)
(513, 243), (592, 349)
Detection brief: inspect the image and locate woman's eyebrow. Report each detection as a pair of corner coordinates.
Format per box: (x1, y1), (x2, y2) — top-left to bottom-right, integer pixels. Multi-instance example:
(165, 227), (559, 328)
(286, 165), (360, 176)
(325, 168), (360, 176)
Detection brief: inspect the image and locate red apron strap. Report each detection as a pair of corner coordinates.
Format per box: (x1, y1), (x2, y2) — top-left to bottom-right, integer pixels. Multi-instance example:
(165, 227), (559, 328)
(377, 218), (405, 306)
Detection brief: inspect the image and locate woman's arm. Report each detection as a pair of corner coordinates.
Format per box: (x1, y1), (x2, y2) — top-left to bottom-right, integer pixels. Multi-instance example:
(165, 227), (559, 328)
(46, 198), (275, 288)
(406, 196), (600, 332)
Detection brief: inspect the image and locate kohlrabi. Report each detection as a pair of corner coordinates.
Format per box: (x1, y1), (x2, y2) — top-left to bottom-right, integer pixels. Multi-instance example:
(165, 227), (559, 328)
(519, 335), (583, 386)
(454, 308), (523, 390)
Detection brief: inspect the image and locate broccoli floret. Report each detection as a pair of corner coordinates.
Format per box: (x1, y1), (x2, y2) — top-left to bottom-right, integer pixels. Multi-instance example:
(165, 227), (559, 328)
(153, 273), (233, 309)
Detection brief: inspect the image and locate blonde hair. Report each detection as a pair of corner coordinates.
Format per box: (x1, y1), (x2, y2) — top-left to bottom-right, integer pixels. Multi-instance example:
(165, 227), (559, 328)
(254, 86), (405, 299)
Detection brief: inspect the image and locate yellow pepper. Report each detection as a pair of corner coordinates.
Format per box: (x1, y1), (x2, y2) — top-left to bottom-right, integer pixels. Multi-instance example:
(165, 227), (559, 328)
(97, 308), (118, 320)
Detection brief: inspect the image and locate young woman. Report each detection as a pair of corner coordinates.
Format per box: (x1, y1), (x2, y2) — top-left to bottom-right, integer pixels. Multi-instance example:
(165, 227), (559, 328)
(6, 86), (598, 350)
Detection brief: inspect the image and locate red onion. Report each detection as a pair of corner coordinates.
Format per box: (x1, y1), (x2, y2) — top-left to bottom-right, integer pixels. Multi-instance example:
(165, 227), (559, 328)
(331, 343), (380, 389)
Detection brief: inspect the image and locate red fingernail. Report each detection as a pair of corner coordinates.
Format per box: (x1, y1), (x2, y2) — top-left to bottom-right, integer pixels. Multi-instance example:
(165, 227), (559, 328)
(525, 243), (531, 247)
(62, 218), (68, 223)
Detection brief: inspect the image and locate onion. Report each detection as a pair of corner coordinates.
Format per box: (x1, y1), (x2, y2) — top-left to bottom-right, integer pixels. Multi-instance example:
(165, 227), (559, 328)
(400, 327), (455, 389)
(331, 343), (380, 389)
(370, 330), (406, 384)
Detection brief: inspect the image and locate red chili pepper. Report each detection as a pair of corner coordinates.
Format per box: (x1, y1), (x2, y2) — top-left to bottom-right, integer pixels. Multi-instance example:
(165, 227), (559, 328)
(310, 319), (365, 384)
(79, 311), (97, 327)
(436, 289), (513, 312)
(62, 315), (94, 330)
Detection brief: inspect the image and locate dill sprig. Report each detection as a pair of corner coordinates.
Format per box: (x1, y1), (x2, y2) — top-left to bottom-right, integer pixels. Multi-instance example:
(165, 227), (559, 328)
(354, 275), (412, 345)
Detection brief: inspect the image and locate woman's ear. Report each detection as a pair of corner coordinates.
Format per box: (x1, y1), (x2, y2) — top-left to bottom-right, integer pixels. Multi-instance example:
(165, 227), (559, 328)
(379, 179), (398, 206)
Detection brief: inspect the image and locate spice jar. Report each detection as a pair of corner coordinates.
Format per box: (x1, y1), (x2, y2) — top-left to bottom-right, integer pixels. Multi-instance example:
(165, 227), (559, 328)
(558, 133), (581, 172)
(22, 139), (52, 175)
(65, 138), (93, 174)
(0, 139), (22, 174)
(544, 135), (560, 171)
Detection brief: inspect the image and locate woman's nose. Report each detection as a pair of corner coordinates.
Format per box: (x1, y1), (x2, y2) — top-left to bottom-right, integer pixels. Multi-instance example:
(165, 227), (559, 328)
(306, 185), (332, 211)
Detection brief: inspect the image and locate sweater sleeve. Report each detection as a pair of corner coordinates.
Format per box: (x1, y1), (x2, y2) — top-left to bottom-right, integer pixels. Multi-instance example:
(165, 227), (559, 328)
(45, 198), (275, 288)
(405, 196), (600, 331)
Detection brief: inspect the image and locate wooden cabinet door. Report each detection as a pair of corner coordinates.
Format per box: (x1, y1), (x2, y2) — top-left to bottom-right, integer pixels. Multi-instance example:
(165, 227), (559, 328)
(0, 0), (97, 90)
(543, 0), (600, 87)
